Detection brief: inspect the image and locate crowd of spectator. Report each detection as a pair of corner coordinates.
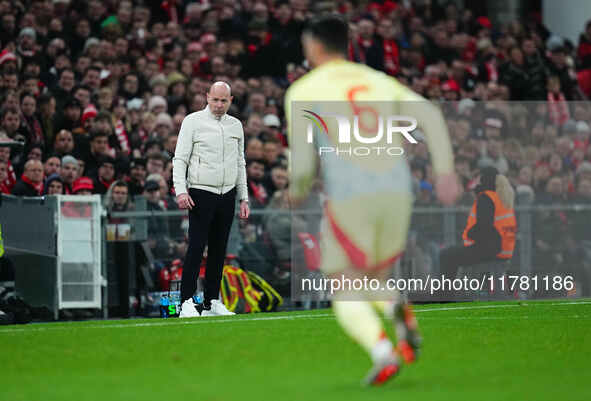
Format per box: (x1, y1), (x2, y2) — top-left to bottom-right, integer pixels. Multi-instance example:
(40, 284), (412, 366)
(2, 0), (591, 289)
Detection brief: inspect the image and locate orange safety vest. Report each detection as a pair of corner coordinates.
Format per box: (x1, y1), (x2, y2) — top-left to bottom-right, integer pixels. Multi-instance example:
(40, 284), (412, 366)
(462, 190), (517, 259)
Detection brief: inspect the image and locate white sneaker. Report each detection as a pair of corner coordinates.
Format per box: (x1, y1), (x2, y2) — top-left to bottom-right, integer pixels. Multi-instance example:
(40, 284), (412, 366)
(201, 299), (236, 317)
(179, 298), (200, 318)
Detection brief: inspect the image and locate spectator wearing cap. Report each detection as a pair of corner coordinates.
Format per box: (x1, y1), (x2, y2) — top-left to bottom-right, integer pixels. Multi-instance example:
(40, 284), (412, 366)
(0, 49), (17, 71)
(149, 74), (169, 97)
(441, 79), (461, 101)
(81, 104), (98, 131)
(72, 176), (94, 195)
(154, 113), (174, 139)
(17, 27), (37, 58)
(262, 113), (287, 146)
(547, 38), (579, 100)
(44, 173), (64, 195)
(60, 155), (79, 194)
(148, 95), (168, 115)
(483, 116), (504, 140)
(168, 72), (187, 95)
(55, 95), (82, 133)
(127, 158), (147, 196)
(83, 38), (100, 60)
(12, 159), (44, 197)
(92, 156), (116, 195)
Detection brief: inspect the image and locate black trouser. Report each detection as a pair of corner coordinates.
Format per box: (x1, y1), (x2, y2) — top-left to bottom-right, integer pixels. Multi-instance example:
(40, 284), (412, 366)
(181, 187), (236, 307)
(439, 244), (499, 278)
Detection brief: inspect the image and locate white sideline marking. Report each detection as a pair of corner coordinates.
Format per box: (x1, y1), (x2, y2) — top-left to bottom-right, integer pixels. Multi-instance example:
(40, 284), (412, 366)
(0, 301), (590, 334)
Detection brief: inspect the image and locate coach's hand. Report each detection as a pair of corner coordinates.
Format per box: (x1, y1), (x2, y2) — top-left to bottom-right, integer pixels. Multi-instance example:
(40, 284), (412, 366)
(435, 172), (461, 206)
(177, 193), (195, 210)
(239, 200), (250, 219)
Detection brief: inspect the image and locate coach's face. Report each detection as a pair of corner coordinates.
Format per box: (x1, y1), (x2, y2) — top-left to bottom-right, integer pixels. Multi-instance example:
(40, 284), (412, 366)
(207, 83), (233, 118)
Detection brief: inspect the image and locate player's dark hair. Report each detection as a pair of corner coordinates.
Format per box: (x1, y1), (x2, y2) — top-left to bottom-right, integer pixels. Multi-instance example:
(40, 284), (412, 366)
(303, 15), (349, 56)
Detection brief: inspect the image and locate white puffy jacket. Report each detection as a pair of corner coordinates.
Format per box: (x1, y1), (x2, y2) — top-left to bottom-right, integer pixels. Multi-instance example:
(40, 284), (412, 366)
(172, 106), (248, 201)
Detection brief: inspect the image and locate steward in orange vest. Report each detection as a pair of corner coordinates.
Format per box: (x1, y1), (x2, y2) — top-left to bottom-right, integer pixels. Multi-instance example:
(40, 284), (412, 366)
(440, 167), (517, 287)
(462, 189), (516, 259)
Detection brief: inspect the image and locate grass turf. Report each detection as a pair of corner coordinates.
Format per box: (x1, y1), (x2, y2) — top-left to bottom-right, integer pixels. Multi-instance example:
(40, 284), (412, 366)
(1, 299), (591, 401)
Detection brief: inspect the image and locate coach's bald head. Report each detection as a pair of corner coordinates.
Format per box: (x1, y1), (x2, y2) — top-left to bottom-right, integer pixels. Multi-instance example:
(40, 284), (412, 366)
(207, 81), (233, 118)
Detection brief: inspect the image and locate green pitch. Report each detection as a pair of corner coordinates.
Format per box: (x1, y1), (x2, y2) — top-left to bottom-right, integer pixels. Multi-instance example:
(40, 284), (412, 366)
(1, 300), (591, 401)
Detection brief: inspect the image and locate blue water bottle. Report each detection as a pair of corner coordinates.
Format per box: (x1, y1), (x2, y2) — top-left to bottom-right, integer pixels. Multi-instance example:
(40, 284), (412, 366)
(160, 295), (170, 318)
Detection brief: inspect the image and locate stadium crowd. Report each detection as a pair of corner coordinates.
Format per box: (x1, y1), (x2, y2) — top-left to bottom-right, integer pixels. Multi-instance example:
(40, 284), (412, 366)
(1, 0), (591, 292)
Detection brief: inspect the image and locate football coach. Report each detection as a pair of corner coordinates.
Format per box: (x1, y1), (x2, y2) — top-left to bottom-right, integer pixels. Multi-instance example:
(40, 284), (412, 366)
(173, 81), (249, 318)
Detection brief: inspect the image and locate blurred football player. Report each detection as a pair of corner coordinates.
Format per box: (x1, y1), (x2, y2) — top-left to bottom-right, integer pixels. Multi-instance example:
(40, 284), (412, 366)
(285, 15), (460, 385)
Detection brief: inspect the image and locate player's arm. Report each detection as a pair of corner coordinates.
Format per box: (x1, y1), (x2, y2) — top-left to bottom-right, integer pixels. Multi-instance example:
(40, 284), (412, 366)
(398, 89), (460, 205)
(284, 86), (317, 205)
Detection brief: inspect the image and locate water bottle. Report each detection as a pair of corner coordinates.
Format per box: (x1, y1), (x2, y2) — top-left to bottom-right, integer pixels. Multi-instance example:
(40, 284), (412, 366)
(193, 291), (204, 305)
(160, 295), (170, 318)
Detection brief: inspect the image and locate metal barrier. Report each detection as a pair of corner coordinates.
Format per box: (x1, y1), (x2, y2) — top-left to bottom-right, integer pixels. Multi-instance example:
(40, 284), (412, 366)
(3, 194), (590, 318)
(0, 194), (103, 319)
(105, 197), (591, 306)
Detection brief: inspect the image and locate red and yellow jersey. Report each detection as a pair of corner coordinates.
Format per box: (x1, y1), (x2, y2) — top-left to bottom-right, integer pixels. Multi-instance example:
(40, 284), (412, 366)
(285, 59), (454, 200)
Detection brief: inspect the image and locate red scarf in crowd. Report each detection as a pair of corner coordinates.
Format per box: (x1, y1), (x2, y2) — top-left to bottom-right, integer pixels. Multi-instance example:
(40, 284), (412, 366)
(547, 92), (570, 126)
(357, 37), (373, 64)
(249, 181), (268, 205)
(115, 119), (130, 155)
(3, 160), (16, 191)
(21, 174), (43, 195)
(138, 128), (148, 144)
(99, 178), (114, 192)
(0, 182), (10, 194)
(484, 60), (498, 82)
(23, 115), (44, 147)
(382, 39), (399, 76)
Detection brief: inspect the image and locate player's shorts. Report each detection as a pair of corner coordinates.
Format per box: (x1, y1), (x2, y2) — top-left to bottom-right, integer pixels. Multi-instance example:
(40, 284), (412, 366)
(320, 191), (413, 275)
